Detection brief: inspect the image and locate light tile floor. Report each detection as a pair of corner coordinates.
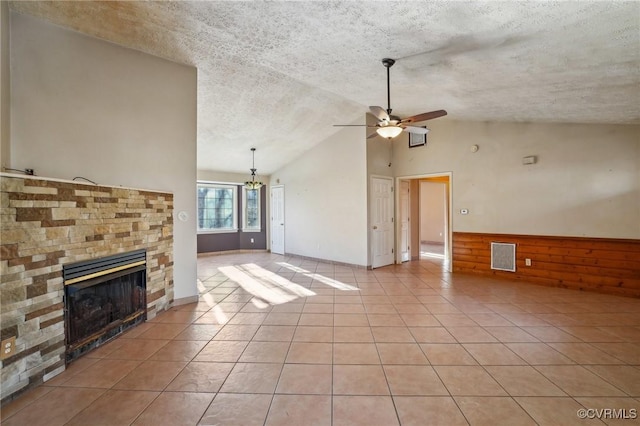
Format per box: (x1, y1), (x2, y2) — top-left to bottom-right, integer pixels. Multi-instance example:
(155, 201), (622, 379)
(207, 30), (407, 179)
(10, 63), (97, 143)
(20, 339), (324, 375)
(2, 252), (640, 425)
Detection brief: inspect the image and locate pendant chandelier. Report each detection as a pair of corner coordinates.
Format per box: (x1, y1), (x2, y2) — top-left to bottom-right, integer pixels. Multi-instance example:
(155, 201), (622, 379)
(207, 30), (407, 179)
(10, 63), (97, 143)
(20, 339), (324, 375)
(244, 148), (263, 190)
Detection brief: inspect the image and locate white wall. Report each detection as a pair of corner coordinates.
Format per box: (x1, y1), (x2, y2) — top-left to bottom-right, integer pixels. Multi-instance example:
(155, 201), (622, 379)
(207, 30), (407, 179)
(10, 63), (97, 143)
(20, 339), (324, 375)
(366, 112), (396, 177)
(420, 181), (446, 243)
(395, 120), (640, 239)
(271, 125), (368, 266)
(0, 2), (9, 167)
(10, 12), (198, 300)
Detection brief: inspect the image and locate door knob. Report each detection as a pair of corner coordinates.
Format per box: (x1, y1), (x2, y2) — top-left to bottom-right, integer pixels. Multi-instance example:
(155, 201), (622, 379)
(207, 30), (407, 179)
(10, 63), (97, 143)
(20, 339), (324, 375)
(373, 226), (378, 230)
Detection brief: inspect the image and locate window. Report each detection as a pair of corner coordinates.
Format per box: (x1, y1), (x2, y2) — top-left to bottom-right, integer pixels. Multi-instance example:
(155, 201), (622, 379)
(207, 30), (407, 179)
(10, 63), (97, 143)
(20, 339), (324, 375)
(243, 187), (261, 231)
(197, 182), (263, 234)
(197, 183), (237, 232)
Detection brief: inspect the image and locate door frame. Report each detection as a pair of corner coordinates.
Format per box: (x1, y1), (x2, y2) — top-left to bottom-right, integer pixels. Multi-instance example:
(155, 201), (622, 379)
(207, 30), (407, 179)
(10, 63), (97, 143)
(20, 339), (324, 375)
(395, 172), (453, 272)
(399, 179), (410, 263)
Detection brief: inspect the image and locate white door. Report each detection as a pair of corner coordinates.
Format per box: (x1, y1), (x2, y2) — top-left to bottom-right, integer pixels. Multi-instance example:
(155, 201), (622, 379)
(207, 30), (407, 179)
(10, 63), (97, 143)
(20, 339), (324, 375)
(371, 176), (394, 268)
(270, 185), (285, 255)
(399, 180), (410, 262)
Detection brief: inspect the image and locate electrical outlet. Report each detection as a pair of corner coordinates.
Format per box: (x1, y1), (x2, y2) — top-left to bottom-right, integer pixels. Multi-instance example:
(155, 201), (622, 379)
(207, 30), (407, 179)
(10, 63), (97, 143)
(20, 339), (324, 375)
(250, 238), (254, 244)
(1, 336), (16, 360)
(525, 258), (532, 266)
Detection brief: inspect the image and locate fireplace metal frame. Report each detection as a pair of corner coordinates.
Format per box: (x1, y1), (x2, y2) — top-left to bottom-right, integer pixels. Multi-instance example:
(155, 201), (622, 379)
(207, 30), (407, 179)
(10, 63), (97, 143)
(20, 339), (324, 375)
(63, 250), (147, 285)
(63, 249), (147, 363)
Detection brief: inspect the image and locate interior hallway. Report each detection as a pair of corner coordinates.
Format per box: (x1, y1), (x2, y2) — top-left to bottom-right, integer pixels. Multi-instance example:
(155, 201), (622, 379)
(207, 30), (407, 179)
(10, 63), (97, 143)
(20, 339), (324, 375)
(2, 252), (639, 425)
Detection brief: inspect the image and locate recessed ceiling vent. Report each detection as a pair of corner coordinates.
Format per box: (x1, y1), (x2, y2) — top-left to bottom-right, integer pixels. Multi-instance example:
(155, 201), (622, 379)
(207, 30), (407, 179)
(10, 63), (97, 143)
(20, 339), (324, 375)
(491, 242), (516, 272)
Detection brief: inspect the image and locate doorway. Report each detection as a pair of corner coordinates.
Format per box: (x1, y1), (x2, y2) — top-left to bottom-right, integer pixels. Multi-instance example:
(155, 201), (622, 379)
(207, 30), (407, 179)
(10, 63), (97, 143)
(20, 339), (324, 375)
(395, 173), (452, 271)
(419, 179), (448, 260)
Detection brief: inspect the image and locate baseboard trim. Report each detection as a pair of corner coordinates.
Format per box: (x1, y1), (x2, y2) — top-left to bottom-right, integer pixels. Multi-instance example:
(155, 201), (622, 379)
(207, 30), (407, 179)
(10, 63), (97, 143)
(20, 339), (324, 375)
(172, 295), (199, 306)
(197, 249), (269, 257)
(284, 252), (368, 270)
(196, 249), (368, 269)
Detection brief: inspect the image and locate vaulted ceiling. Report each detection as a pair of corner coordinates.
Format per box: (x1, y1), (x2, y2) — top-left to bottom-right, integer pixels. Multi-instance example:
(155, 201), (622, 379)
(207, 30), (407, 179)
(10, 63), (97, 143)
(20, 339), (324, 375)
(10, 1), (640, 174)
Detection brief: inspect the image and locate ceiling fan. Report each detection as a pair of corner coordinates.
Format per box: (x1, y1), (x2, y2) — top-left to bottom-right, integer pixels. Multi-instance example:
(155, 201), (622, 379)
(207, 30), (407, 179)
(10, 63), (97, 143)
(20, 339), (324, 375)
(335, 58), (447, 139)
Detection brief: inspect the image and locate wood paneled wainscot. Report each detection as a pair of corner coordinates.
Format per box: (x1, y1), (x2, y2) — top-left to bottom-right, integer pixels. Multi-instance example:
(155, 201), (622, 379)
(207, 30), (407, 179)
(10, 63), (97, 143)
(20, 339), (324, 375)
(453, 232), (640, 298)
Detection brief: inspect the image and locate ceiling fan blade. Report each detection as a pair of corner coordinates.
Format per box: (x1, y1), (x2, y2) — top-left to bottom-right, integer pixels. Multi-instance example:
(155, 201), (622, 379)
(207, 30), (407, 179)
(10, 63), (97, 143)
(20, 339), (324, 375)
(367, 132), (378, 139)
(400, 109), (447, 124)
(369, 106), (389, 122)
(403, 126), (429, 135)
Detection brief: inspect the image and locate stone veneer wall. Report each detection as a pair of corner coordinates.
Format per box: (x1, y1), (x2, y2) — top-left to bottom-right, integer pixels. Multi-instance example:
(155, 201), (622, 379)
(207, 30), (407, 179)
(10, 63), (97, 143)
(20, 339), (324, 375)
(0, 174), (174, 402)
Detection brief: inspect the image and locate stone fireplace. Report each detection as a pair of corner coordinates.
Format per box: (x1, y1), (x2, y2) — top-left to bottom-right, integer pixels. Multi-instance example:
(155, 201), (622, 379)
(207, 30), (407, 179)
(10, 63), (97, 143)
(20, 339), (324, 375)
(0, 174), (174, 403)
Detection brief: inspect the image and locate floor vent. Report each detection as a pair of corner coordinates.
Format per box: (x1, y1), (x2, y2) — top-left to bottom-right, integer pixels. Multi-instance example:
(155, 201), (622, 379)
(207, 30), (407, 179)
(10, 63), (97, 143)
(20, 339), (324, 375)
(491, 242), (516, 272)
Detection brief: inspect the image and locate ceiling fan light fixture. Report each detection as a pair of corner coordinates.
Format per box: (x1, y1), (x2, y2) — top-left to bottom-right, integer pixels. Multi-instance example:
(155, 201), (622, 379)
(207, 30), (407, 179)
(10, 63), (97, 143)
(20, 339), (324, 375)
(377, 125), (403, 139)
(244, 148), (263, 190)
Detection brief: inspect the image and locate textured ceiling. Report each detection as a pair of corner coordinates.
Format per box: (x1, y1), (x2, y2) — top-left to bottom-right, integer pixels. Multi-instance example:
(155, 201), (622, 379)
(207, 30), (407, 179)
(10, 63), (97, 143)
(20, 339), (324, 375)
(9, 1), (640, 174)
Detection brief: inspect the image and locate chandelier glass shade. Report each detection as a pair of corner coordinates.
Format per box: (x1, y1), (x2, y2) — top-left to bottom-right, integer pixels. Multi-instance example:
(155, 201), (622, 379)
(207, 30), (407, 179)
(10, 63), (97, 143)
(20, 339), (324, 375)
(244, 148), (263, 190)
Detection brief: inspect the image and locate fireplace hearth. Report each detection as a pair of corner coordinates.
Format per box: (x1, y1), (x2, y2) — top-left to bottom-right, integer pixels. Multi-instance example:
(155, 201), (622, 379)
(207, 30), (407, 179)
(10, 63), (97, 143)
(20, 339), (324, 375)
(63, 250), (147, 363)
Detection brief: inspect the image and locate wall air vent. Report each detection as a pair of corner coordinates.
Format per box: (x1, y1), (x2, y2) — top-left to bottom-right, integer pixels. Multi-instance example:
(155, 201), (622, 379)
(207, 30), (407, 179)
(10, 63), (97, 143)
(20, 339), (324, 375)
(491, 242), (516, 272)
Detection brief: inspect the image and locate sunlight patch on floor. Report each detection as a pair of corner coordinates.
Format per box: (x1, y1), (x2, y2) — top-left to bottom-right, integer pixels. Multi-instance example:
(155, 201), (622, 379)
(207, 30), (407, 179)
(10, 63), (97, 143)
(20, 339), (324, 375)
(277, 262), (359, 291)
(420, 251), (445, 260)
(219, 263), (315, 305)
(211, 305), (230, 324)
(198, 279), (218, 308)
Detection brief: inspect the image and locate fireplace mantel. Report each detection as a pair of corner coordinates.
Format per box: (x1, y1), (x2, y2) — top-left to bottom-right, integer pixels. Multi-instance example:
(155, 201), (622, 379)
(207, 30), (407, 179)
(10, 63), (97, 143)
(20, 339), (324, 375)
(0, 174), (174, 403)
(0, 172), (172, 194)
